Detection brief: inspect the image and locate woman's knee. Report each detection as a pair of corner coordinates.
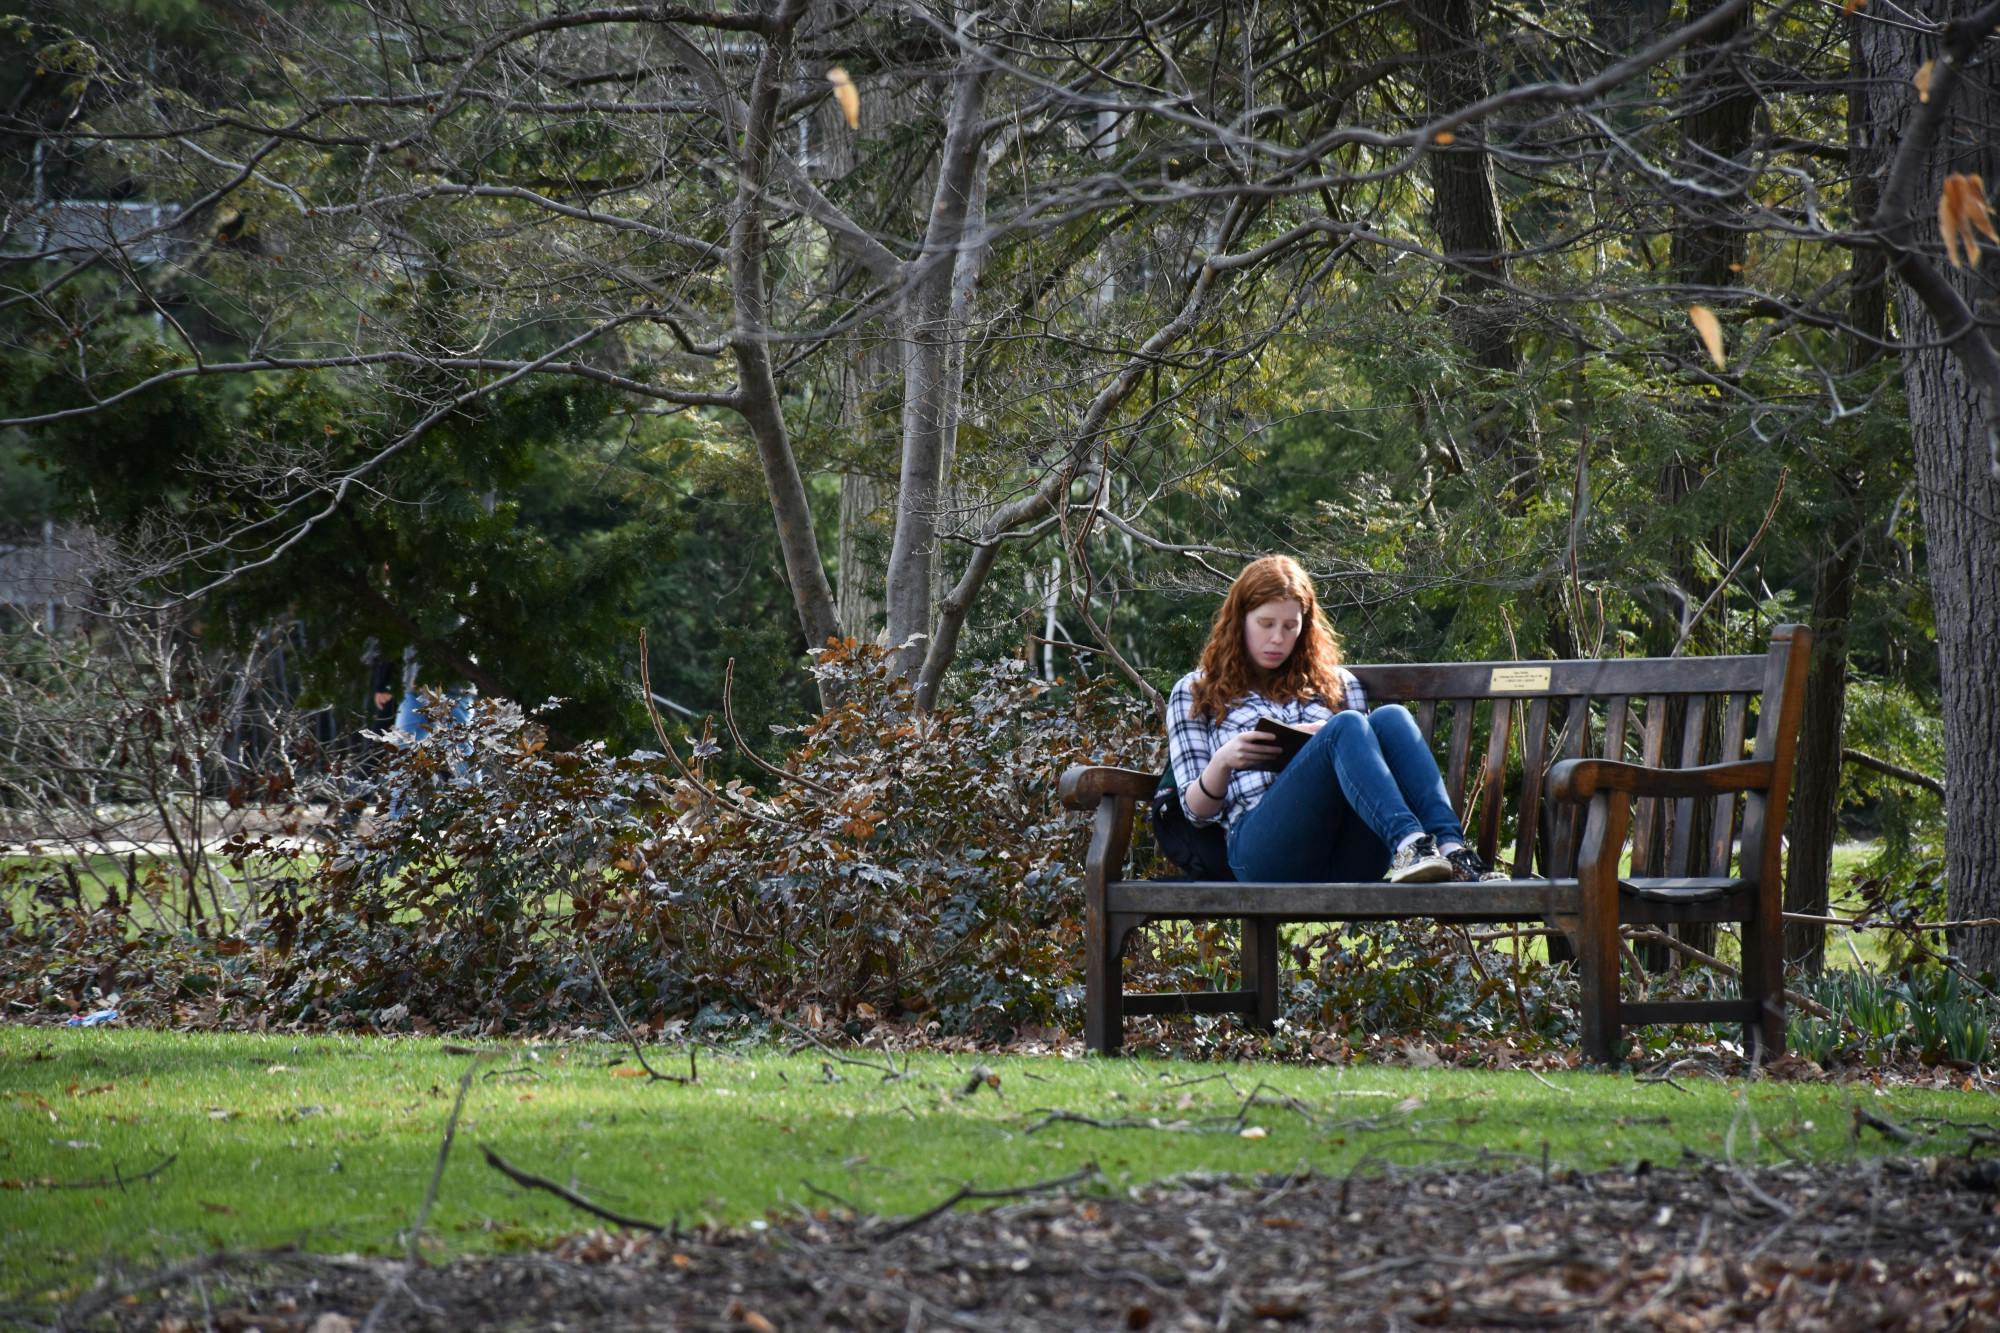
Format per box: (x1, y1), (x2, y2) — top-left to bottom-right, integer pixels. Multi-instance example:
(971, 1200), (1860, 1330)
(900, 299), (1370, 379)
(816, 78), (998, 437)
(1323, 708), (1371, 739)
(1367, 703), (1420, 739)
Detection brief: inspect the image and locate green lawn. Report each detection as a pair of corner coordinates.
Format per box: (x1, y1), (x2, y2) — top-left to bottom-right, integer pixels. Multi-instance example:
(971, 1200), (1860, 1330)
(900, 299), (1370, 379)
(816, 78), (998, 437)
(5, 1027), (1995, 1308)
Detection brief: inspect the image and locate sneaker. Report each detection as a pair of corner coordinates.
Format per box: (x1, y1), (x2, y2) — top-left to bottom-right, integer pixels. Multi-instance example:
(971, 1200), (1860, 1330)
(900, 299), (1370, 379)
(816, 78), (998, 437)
(1444, 845), (1509, 882)
(1387, 834), (1453, 884)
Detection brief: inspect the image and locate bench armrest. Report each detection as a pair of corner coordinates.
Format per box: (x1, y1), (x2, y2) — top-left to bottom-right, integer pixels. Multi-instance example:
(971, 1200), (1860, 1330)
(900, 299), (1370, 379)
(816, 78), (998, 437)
(1549, 757), (1774, 804)
(1059, 765), (1158, 811)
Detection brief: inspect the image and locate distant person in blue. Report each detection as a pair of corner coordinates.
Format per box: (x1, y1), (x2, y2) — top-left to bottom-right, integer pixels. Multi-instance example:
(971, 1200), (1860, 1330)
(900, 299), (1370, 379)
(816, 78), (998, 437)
(1166, 554), (1508, 885)
(380, 652), (475, 819)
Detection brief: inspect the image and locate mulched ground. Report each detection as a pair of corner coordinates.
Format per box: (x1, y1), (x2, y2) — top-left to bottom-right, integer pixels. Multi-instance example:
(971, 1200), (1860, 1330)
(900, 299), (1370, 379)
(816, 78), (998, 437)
(60, 1156), (2000, 1332)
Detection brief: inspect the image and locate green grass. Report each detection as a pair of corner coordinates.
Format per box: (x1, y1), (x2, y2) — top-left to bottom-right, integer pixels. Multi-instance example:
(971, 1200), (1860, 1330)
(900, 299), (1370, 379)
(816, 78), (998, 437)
(4, 1028), (1996, 1307)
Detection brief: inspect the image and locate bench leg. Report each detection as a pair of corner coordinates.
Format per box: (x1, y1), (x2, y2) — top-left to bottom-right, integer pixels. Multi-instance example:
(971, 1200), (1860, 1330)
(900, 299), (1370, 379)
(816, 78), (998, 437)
(1085, 908), (1126, 1055)
(1740, 911), (1786, 1063)
(1577, 792), (1629, 1066)
(1241, 917), (1280, 1032)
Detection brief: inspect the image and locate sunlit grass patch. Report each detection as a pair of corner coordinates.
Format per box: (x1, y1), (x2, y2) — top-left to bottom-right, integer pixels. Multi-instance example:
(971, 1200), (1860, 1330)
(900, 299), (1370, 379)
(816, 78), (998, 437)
(3, 1027), (1994, 1309)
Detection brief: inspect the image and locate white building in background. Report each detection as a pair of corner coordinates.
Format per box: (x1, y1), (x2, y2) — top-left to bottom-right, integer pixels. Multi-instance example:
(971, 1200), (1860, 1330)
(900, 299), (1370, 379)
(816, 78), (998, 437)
(0, 522), (97, 633)
(1, 142), (181, 264)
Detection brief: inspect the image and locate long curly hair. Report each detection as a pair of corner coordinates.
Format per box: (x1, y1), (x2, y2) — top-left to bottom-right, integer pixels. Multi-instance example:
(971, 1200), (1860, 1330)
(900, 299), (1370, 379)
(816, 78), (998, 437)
(1189, 555), (1346, 722)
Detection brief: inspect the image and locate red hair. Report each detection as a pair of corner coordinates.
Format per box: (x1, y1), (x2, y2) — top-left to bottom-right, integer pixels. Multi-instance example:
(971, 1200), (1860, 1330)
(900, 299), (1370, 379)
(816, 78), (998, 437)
(1190, 555), (1346, 721)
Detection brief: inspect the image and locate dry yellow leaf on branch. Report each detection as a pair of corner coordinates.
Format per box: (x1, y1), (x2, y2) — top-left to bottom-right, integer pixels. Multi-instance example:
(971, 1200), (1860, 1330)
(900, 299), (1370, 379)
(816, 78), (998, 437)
(1939, 173), (1999, 267)
(1689, 305), (1726, 370)
(1841, 0), (1865, 14)
(1915, 60), (1935, 103)
(827, 67), (860, 130)
(1433, 130), (1456, 145)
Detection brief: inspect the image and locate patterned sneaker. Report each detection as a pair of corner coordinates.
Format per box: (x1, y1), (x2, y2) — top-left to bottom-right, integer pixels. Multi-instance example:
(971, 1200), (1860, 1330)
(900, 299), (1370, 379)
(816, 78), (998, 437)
(1387, 834), (1453, 884)
(1444, 845), (1509, 882)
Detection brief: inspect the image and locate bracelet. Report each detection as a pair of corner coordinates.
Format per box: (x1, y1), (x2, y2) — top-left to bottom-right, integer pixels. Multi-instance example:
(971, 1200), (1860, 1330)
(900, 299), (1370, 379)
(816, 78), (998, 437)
(1196, 772), (1225, 801)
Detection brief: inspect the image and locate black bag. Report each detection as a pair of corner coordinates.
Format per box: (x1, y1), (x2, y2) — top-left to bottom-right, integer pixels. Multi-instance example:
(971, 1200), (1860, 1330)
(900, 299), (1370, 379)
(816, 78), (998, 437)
(1148, 769), (1235, 881)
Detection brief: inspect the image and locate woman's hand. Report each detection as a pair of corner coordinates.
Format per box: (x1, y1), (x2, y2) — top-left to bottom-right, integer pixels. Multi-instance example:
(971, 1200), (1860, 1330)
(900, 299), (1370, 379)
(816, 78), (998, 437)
(1215, 730), (1283, 771)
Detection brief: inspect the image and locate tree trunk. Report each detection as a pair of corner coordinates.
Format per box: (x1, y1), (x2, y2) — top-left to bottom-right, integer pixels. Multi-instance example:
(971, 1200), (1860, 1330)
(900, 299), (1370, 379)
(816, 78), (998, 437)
(1858, 6), (2000, 972)
(718, 6), (841, 677)
(1784, 37), (1893, 973)
(1410, 0), (1522, 465)
(883, 53), (993, 684)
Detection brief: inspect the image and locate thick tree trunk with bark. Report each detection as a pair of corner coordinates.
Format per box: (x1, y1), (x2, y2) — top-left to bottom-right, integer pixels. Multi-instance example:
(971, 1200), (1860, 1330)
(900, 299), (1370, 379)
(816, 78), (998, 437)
(1784, 42), (1893, 973)
(1410, 0), (1521, 465)
(1859, 7), (2000, 971)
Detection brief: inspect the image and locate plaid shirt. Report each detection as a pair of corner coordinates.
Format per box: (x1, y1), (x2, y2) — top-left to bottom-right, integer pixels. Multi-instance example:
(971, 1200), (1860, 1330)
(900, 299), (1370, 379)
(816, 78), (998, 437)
(1166, 668), (1367, 834)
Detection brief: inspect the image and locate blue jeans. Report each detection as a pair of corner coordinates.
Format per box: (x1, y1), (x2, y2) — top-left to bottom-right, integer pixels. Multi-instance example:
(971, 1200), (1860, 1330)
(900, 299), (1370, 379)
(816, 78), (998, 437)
(1226, 704), (1467, 882)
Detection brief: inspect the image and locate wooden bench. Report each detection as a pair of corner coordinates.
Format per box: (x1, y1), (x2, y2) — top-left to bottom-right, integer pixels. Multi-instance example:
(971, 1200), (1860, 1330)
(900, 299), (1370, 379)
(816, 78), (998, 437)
(1058, 625), (1814, 1064)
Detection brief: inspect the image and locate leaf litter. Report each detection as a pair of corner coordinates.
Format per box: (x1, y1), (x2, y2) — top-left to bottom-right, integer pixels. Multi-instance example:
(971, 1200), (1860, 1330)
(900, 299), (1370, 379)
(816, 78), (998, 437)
(76, 1156), (2000, 1330)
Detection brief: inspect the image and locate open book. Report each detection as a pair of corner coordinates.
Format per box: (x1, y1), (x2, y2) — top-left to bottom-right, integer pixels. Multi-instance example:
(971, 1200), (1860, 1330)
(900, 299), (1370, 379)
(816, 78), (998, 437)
(1252, 717), (1314, 771)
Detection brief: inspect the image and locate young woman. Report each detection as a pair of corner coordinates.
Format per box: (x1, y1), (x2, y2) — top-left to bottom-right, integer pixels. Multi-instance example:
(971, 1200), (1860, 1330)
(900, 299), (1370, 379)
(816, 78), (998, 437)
(1167, 554), (1506, 884)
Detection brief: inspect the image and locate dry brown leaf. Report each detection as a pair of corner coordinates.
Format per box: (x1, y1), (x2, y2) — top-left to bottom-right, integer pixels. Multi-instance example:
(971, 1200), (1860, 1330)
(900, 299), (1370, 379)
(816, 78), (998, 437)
(1689, 305), (1726, 370)
(827, 67), (860, 130)
(1939, 173), (1997, 268)
(1915, 59), (1935, 103)
(726, 1301), (778, 1333)
(610, 1065), (647, 1078)
(1433, 130), (1456, 146)
(1841, 0), (1865, 13)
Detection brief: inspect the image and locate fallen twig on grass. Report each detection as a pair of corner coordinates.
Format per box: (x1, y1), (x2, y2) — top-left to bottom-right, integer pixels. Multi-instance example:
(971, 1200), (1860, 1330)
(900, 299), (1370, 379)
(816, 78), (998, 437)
(21, 1151), (177, 1190)
(581, 942), (696, 1084)
(869, 1162), (1102, 1242)
(771, 1014), (909, 1080)
(480, 1145), (668, 1233)
(1854, 1106), (1921, 1145)
(1024, 1109), (1205, 1134)
(362, 1051), (492, 1333)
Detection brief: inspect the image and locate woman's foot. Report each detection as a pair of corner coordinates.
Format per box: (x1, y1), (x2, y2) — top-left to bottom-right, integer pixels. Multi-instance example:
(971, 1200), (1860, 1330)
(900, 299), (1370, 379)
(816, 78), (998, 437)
(1443, 845), (1509, 882)
(1387, 833), (1454, 883)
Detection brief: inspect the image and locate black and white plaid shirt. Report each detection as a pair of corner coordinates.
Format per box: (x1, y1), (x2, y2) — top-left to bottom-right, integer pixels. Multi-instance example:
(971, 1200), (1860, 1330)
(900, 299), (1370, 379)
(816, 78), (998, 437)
(1166, 668), (1367, 834)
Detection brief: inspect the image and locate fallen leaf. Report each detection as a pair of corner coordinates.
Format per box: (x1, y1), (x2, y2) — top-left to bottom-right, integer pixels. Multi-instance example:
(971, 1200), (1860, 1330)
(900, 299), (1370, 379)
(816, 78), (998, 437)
(66, 1083), (113, 1098)
(264, 1064), (293, 1074)
(199, 1201), (234, 1215)
(309, 1314), (357, 1333)
(1689, 305), (1726, 370)
(611, 1066), (647, 1079)
(1239, 1125), (1268, 1140)
(1915, 59), (1934, 103)
(827, 67), (860, 130)
(1394, 1096), (1425, 1115)
(726, 1300), (777, 1333)
(207, 1108), (237, 1121)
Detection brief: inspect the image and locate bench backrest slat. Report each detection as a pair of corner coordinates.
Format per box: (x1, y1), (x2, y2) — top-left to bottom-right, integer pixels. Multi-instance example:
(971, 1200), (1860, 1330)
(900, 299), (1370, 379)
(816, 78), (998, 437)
(1477, 697), (1513, 865)
(1708, 693), (1751, 877)
(1347, 642), (1799, 880)
(1630, 694), (1671, 873)
(1513, 696), (1553, 876)
(1666, 694), (1711, 878)
(1445, 701), (1477, 820)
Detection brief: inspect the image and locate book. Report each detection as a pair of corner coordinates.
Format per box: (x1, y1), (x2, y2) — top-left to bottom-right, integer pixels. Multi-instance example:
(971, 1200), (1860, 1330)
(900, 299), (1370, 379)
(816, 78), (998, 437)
(1252, 716), (1314, 771)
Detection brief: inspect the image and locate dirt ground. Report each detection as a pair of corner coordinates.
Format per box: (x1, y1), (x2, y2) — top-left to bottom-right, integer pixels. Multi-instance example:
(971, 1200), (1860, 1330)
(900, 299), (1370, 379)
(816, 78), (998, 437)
(51, 1155), (2000, 1332)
